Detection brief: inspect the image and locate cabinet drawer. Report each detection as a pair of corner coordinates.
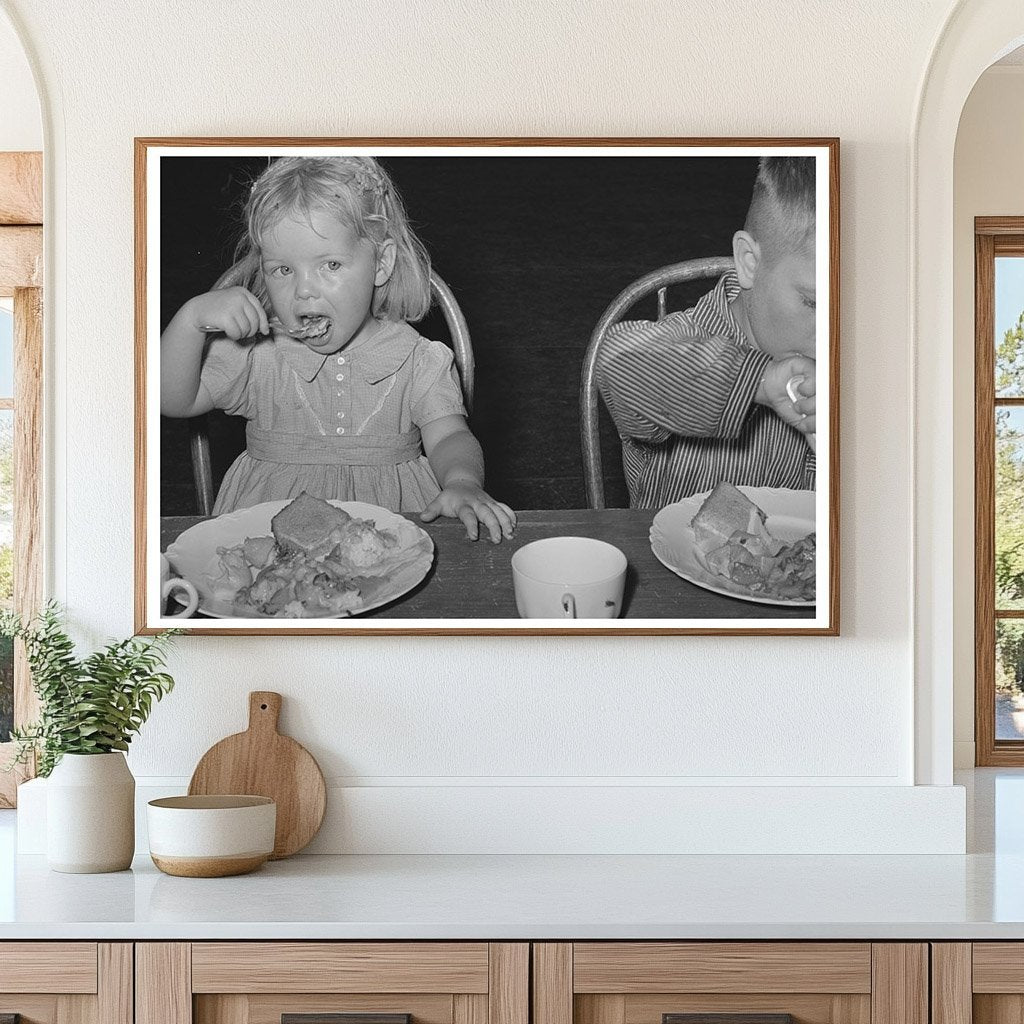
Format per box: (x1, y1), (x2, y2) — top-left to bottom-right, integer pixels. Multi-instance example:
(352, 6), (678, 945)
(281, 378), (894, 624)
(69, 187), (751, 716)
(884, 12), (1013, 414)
(0, 942), (98, 993)
(139, 942), (528, 1024)
(572, 944), (872, 994)
(534, 943), (925, 1024)
(0, 943), (130, 1024)
(191, 943), (490, 993)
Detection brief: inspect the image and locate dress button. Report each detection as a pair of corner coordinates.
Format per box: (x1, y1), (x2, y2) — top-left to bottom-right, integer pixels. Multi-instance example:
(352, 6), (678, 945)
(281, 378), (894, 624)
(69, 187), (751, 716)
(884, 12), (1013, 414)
(337, 356), (345, 364)
(335, 373), (344, 382)
(337, 411), (344, 418)
(336, 427), (345, 435)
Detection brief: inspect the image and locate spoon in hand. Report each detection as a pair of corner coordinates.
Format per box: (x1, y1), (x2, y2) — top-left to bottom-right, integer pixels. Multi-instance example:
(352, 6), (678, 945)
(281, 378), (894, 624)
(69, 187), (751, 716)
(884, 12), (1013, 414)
(199, 317), (326, 340)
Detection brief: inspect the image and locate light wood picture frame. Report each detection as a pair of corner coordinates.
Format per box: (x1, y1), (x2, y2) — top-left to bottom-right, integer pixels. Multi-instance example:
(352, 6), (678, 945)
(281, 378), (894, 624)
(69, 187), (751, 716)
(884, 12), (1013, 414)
(136, 137), (839, 635)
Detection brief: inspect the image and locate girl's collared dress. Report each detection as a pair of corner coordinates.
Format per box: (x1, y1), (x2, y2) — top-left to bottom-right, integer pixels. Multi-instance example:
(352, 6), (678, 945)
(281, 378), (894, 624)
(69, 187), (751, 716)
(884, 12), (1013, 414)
(199, 320), (466, 514)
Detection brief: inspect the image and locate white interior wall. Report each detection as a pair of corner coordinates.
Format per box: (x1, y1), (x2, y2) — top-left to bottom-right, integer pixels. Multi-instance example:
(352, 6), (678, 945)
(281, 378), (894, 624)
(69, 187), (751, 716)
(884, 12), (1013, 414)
(0, 0), (983, 853)
(952, 64), (1024, 768)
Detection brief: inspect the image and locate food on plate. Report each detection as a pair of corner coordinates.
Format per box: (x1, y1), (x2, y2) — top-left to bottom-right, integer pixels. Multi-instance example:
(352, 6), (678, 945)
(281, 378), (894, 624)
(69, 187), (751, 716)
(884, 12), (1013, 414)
(690, 482), (815, 601)
(212, 492), (404, 617)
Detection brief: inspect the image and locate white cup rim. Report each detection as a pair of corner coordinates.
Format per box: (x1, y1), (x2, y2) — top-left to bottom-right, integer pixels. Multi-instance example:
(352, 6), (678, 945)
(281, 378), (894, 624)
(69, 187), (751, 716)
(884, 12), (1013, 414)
(511, 536), (627, 586)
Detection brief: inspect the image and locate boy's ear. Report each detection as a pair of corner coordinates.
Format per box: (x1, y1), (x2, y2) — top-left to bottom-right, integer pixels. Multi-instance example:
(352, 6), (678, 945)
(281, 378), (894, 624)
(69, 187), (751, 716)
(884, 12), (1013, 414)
(375, 239), (397, 287)
(732, 230), (760, 289)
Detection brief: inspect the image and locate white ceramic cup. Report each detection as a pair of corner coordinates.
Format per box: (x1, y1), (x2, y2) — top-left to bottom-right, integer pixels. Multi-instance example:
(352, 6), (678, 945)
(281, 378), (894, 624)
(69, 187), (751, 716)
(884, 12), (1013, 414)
(160, 553), (199, 618)
(511, 536), (627, 618)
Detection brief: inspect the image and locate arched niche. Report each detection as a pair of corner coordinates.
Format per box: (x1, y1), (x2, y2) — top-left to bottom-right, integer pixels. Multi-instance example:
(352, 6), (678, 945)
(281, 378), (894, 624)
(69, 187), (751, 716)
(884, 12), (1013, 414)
(914, 1), (1024, 785)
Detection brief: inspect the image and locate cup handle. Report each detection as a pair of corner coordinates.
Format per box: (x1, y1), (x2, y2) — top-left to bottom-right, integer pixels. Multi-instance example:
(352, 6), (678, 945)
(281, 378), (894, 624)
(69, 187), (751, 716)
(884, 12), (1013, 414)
(162, 578), (199, 618)
(561, 593), (576, 619)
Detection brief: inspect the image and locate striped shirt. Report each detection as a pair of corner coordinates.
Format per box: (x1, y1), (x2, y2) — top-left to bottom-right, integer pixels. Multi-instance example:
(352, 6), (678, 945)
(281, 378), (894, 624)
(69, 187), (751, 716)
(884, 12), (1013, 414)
(595, 272), (816, 508)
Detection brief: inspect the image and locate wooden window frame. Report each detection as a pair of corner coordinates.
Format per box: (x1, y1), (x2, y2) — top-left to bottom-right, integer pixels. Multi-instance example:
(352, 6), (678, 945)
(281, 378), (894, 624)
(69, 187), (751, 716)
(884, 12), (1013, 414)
(0, 151), (43, 807)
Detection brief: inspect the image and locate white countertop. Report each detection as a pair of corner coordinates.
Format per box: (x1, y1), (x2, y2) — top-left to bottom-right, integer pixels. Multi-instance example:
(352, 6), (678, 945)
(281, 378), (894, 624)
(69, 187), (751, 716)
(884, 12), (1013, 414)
(1, 768), (1022, 941)
(0, 847), (1022, 940)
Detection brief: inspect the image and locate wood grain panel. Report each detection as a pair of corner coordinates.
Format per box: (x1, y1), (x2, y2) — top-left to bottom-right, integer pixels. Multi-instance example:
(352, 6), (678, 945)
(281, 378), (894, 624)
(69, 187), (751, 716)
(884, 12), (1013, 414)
(974, 995), (1024, 1024)
(573, 944), (872, 994)
(931, 944), (971, 1024)
(136, 943), (192, 1024)
(0, 226), (41, 295)
(0, 996), (59, 1024)
(453, 994), (486, 1024)
(534, 944), (572, 1024)
(98, 945), (132, 1024)
(56, 992), (95, 1024)
(870, 945), (927, 1024)
(972, 944), (1024, 992)
(195, 995), (248, 1024)
(576, 996), (625, 1024)
(0, 153), (42, 224)
(830, 995), (873, 1024)
(0, 943), (97, 993)
(488, 944), (528, 1024)
(192, 944), (489, 994)
(240, 994), (453, 1024)
(623, 993), (870, 1024)
(977, 218), (1024, 236)
(976, 229), (998, 766)
(14, 285), (43, 727)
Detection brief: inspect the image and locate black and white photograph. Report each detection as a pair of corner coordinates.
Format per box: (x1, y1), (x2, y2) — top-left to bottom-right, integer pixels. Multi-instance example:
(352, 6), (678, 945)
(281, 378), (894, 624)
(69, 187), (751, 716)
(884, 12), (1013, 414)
(137, 139), (838, 634)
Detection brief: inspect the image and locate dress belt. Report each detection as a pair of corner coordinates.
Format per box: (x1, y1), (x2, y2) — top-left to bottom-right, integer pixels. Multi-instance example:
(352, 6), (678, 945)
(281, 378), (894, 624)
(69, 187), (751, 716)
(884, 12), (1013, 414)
(246, 425), (423, 466)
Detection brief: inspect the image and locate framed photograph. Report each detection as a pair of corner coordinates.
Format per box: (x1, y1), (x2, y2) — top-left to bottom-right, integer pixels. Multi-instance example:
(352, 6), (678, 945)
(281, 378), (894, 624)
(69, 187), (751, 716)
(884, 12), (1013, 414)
(135, 137), (839, 635)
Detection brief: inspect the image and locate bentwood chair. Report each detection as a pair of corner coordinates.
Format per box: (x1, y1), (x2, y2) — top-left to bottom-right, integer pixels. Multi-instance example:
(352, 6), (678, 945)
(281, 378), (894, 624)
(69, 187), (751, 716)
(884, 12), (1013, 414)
(188, 270), (473, 516)
(580, 256), (735, 509)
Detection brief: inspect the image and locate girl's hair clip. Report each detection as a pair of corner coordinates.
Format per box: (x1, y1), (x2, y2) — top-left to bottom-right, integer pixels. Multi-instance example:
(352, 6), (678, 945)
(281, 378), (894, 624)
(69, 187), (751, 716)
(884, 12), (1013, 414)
(349, 167), (388, 200)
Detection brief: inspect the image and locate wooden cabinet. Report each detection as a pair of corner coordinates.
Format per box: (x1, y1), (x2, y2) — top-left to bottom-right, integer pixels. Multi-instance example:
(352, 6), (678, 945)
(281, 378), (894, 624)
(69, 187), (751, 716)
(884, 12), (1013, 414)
(0, 938), (948, 1024)
(0, 943), (132, 1024)
(932, 943), (1024, 1024)
(532, 943), (928, 1024)
(135, 944), (528, 1024)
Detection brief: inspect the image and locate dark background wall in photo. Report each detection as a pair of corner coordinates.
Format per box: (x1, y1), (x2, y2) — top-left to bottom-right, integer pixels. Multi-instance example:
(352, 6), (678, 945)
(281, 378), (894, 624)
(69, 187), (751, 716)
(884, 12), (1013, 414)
(159, 154), (758, 514)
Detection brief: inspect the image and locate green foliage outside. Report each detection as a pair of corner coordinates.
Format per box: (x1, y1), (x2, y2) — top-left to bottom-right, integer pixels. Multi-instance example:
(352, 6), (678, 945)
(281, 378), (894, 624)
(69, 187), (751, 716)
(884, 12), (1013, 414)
(996, 310), (1024, 692)
(0, 602), (179, 777)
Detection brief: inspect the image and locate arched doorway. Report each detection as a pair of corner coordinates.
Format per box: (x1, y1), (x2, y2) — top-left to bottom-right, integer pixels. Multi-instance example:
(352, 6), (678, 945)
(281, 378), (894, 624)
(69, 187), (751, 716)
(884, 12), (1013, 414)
(913, 1), (1024, 785)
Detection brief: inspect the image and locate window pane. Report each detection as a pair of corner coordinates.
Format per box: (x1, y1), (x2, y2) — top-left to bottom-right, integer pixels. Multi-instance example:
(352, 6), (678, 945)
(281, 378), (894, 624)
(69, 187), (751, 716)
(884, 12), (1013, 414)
(0, 303), (12, 398)
(998, 620), (1024, 740)
(996, 256), (1024, 397)
(996, 407), (1024, 608)
(0, 409), (11, 742)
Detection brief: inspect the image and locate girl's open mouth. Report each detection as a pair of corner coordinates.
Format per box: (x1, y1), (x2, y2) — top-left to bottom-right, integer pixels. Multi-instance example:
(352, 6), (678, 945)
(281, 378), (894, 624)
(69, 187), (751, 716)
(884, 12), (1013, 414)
(293, 314), (332, 340)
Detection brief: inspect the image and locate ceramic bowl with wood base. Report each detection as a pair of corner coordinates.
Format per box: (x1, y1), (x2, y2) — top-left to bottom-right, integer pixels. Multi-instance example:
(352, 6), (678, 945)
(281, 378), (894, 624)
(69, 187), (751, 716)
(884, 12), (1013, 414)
(147, 795), (276, 877)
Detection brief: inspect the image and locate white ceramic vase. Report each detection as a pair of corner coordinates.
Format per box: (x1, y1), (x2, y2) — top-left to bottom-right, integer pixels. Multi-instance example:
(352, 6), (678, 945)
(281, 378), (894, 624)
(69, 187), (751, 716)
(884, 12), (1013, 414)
(46, 752), (135, 873)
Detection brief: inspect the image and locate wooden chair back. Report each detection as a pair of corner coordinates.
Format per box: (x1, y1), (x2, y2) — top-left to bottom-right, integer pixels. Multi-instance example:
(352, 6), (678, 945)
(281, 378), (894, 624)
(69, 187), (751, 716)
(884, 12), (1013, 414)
(580, 256), (735, 508)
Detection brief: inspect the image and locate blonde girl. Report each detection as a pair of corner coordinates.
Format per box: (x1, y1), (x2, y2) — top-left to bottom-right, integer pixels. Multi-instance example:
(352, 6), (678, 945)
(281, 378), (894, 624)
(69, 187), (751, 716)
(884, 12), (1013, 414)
(161, 156), (515, 543)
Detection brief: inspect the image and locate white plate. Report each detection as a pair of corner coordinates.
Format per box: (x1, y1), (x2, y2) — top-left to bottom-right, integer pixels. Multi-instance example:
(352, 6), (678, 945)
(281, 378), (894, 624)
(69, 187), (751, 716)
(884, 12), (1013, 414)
(649, 486), (815, 607)
(165, 500), (434, 618)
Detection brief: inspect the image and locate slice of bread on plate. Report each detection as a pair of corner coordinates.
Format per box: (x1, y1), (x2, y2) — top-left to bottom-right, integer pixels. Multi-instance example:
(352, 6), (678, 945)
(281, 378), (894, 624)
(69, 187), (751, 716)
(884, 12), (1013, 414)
(271, 492), (353, 559)
(690, 481), (767, 556)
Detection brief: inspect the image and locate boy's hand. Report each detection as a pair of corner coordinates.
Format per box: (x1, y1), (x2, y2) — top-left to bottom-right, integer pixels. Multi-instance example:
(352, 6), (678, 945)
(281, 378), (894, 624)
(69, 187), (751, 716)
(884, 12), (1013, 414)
(420, 481), (517, 543)
(185, 287), (269, 341)
(756, 354), (816, 437)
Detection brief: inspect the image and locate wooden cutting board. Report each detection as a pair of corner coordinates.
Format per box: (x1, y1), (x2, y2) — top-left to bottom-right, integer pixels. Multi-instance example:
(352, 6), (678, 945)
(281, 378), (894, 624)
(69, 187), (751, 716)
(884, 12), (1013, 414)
(188, 691), (327, 859)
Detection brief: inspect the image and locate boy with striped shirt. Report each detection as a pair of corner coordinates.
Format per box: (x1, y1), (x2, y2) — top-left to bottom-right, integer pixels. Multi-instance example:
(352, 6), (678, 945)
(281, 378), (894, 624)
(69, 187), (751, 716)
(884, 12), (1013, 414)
(596, 157), (818, 508)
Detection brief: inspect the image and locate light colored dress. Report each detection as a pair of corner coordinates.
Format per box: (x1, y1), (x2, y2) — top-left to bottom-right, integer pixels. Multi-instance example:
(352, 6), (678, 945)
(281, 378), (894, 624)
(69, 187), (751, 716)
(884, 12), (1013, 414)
(200, 319), (467, 514)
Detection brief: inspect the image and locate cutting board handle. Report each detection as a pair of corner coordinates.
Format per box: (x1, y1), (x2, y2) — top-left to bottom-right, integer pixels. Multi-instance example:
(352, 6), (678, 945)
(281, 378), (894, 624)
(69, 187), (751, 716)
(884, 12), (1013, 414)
(248, 691), (282, 734)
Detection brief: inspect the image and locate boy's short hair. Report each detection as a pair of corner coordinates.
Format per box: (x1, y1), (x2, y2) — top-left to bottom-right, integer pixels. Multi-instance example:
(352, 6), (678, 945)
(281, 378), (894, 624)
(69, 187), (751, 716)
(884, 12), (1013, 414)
(744, 157), (816, 264)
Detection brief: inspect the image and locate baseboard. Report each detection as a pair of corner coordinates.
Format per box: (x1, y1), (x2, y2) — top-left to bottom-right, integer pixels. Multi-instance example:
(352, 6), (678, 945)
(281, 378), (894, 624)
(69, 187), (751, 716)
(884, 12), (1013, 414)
(17, 778), (967, 856)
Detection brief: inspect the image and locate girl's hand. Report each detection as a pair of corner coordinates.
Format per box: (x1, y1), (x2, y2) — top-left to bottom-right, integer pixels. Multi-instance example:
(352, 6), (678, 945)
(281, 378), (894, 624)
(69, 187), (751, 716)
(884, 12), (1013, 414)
(420, 482), (517, 543)
(185, 287), (269, 341)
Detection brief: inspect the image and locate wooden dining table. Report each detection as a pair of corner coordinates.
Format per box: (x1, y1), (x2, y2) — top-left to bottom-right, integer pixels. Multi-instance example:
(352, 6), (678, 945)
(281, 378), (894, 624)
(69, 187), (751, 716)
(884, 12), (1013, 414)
(161, 508), (814, 620)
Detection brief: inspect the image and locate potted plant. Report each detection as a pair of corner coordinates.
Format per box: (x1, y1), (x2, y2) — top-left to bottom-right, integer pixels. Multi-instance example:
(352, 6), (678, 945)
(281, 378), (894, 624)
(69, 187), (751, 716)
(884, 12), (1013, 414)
(2, 602), (179, 873)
